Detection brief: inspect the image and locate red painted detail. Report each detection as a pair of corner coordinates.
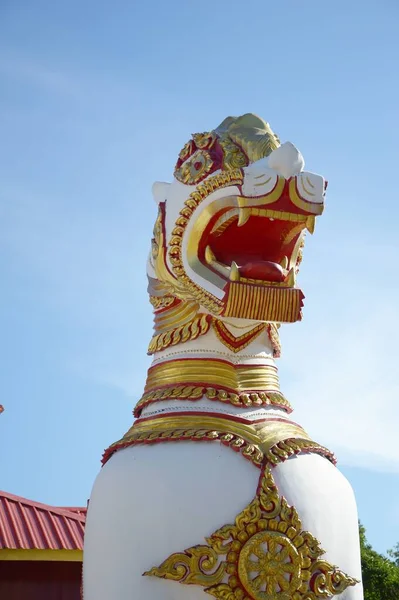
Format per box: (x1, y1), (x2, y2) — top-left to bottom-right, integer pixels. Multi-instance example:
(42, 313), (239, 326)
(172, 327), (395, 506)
(0, 491), (86, 550)
(310, 573), (317, 591)
(239, 261), (285, 282)
(213, 321), (266, 351)
(208, 215), (301, 280)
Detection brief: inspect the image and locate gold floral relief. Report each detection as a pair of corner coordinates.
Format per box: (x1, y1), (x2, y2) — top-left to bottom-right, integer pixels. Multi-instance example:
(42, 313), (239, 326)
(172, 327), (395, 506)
(219, 134), (249, 171)
(144, 466), (358, 599)
(174, 149), (214, 185)
(179, 139), (195, 161)
(193, 131), (217, 149)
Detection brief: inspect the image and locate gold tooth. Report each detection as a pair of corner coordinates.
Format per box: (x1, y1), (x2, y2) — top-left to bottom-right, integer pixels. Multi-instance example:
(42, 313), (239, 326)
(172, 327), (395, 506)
(205, 245), (216, 264)
(306, 216), (316, 234)
(238, 208), (251, 227)
(230, 261), (240, 281)
(284, 267), (296, 287)
(212, 261), (230, 277)
(280, 256), (289, 269)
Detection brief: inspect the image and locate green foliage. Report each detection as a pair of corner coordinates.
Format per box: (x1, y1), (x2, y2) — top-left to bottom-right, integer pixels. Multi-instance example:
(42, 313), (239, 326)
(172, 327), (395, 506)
(387, 542), (399, 567)
(360, 522), (399, 600)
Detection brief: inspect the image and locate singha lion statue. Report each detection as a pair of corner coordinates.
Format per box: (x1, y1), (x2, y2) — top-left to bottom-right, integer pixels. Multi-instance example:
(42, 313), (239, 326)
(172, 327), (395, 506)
(83, 114), (363, 599)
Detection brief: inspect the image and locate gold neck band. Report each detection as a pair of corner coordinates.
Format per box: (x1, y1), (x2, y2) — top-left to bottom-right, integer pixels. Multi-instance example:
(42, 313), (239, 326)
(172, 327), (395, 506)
(134, 357), (291, 417)
(145, 358), (280, 393)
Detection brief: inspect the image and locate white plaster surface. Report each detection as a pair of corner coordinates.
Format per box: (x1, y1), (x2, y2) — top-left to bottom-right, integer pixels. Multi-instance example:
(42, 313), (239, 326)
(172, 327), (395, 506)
(84, 442), (363, 599)
(267, 142), (305, 179)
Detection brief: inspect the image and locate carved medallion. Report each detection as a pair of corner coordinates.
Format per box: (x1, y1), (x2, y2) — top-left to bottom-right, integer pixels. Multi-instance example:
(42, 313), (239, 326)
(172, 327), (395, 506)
(144, 466), (358, 599)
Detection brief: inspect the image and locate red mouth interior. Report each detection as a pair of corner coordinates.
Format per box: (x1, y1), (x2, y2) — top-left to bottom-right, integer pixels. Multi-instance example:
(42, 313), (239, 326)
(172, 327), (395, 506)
(206, 215), (304, 282)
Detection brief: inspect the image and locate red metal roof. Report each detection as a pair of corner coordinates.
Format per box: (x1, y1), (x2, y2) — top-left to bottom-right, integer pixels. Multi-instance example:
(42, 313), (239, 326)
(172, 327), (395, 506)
(0, 491), (86, 551)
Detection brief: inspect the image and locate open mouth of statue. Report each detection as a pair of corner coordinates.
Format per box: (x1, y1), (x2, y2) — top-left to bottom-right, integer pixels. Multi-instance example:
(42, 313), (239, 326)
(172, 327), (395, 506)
(199, 206), (315, 287)
(179, 173), (325, 323)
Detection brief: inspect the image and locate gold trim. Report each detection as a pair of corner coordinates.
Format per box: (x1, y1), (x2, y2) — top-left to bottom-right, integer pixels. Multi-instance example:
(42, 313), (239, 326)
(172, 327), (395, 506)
(168, 169), (244, 314)
(151, 204), (181, 294)
(129, 414), (308, 454)
(0, 549), (82, 562)
(267, 323), (281, 358)
(186, 197), (237, 290)
(134, 387), (291, 416)
(254, 176), (271, 187)
(289, 177), (324, 215)
(237, 176), (285, 207)
(148, 309), (282, 357)
(148, 314), (212, 354)
(144, 359), (280, 393)
(145, 465), (357, 599)
(212, 321), (266, 353)
(264, 438), (336, 466)
(105, 412), (335, 468)
(224, 282), (303, 323)
(149, 295), (176, 310)
(154, 300), (200, 332)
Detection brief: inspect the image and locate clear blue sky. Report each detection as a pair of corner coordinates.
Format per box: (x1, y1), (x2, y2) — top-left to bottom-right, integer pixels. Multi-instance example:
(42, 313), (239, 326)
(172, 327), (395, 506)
(1, 0), (398, 554)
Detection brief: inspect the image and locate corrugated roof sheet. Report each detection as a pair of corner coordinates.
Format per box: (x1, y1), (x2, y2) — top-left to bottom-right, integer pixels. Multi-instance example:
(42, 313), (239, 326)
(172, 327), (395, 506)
(0, 491), (86, 551)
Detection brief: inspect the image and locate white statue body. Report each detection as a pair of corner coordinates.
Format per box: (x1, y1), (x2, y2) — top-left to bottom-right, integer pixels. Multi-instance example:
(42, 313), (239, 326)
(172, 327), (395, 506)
(83, 115), (363, 600)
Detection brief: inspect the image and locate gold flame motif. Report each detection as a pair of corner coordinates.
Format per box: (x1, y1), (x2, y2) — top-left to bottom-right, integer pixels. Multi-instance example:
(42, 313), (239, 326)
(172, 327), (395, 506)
(145, 465), (358, 600)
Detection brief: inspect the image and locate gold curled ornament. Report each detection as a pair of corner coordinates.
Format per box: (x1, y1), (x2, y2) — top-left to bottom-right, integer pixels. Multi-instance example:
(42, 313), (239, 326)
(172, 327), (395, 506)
(144, 466), (359, 599)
